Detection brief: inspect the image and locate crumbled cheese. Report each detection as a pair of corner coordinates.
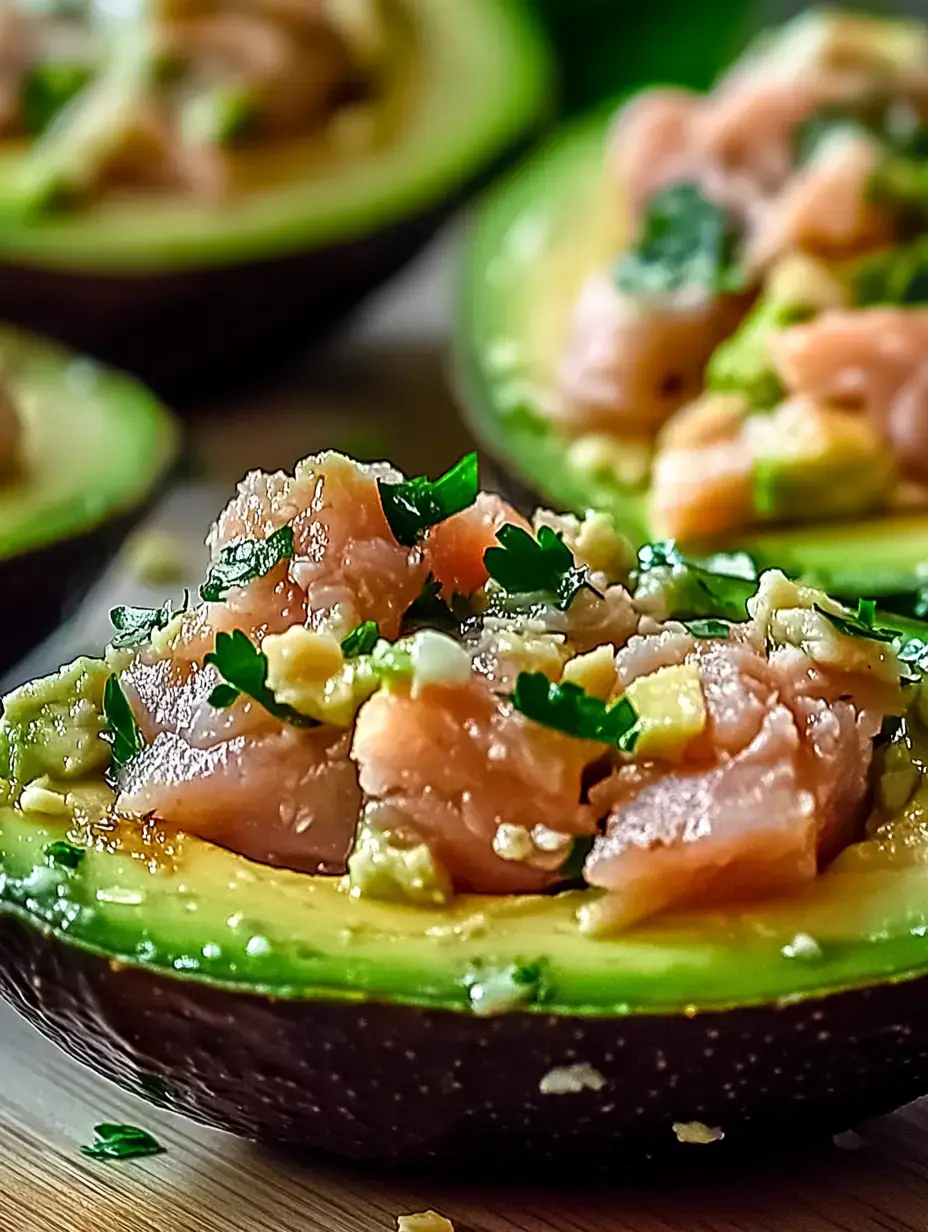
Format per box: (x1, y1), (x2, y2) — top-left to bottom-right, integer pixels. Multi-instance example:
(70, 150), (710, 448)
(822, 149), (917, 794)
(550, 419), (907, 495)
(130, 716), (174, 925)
(492, 823), (534, 863)
(562, 644), (617, 699)
(673, 1121), (725, 1144)
(397, 1213), (454, 1232)
(781, 932), (823, 961)
(539, 1063), (607, 1096)
(410, 630), (471, 693)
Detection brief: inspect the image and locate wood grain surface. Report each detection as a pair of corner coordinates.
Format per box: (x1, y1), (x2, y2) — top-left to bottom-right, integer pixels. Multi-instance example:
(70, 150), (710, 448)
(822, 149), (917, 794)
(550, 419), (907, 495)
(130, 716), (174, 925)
(3, 234), (928, 1232)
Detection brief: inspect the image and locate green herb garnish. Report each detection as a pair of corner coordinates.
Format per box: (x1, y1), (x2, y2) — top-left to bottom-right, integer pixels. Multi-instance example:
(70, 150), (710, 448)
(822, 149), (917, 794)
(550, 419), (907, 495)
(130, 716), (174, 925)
(853, 237), (928, 307)
(560, 835), (595, 882)
(795, 111), (870, 166)
(109, 593), (187, 649)
(102, 675), (144, 773)
(45, 840), (85, 870)
(484, 524), (594, 610)
(81, 1123), (166, 1162)
(205, 630), (319, 727)
(200, 526), (294, 603)
(615, 183), (745, 298)
(511, 672), (639, 751)
(341, 620), (379, 658)
(684, 618), (732, 638)
(378, 453), (479, 547)
(636, 541), (755, 621)
(813, 600), (896, 644)
(401, 575), (472, 633)
(21, 62), (92, 136)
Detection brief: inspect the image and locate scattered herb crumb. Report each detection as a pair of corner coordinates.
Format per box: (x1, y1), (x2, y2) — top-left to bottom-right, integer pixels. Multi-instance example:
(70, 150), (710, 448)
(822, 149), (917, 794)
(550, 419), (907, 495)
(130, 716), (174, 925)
(378, 453), (479, 547)
(672, 1120), (725, 1144)
(200, 525), (294, 603)
(44, 840), (85, 870)
(539, 1063), (607, 1096)
(340, 620), (380, 659)
(102, 676), (145, 773)
(81, 1123), (166, 1162)
(512, 672), (639, 751)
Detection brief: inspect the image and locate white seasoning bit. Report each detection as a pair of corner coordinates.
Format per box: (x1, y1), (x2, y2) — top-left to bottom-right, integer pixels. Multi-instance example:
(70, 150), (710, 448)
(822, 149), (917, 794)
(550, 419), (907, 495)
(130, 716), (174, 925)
(781, 932), (823, 961)
(492, 823), (534, 863)
(539, 1063), (607, 1096)
(532, 825), (572, 854)
(410, 630), (471, 693)
(673, 1121), (724, 1145)
(19, 784), (69, 816)
(397, 1213), (455, 1232)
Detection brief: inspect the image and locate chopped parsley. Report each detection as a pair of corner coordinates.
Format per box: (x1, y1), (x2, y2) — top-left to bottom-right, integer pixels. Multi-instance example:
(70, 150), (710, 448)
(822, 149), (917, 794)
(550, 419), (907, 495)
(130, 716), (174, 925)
(484, 524), (594, 611)
(511, 672), (639, 752)
(109, 593), (188, 649)
(44, 840), (85, 870)
(205, 629), (319, 727)
(81, 1123), (166, 1162)
(684, 618), (732, 638)
(636, 541), (755, 621)
(615, 183), (745, 299)
(102, 676), (145, 774)
(401, 575), (472, 634)
(560, 835), (595, 881)
(378, 453), (479, 547)
(341, 620), (379, 658)
(200, 526), (294, 603)
(853, 237), (928, 307)
(814, 600), (896, 644)
(21, 62), (92, 136)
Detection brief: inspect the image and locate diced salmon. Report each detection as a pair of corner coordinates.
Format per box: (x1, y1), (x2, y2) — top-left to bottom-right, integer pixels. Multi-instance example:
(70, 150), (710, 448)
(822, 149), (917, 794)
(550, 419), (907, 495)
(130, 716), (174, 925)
(583, 638), (881, 929)
(556, 272), (745, 436)
(608, 89), (700, 217)
(117, 727), (359, 875)
(351, 678), (600, 893)
(423, 493), (527, 597)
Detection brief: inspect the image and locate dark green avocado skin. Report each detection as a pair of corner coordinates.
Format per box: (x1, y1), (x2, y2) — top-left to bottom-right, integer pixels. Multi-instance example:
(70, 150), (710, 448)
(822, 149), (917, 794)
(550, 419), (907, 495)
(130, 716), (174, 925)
(3, 916), (928, 1170)
(0, 501), (154, 672)
(0, 209), (442, 405)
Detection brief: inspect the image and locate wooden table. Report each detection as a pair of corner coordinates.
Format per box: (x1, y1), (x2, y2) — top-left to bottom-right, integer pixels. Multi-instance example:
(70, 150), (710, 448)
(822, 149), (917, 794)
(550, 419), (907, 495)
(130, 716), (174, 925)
(3, 231), (928, 1232)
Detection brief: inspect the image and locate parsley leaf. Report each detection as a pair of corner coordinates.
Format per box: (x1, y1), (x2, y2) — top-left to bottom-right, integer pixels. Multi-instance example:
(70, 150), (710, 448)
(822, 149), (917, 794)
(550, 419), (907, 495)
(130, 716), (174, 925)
(615, 183), (745, 298)
(684, 618), (731, 638)
(378, 453), (479, 547)
(511, 672), (639, 751)
(45, 840), (85, 870)
(205, 629), (319, 727)
(81, 1123), (165, 1162)
(560, 835), (595, 882)
(484, 524), (594, 611)
(21, 62), (92, 136)
(102, 676), (144, 774)
(109, 593), (188, 649)
(401, 575), (472, 633)
(853, 237), (928, 307)
(636, 541), (755, 621)
(341, 620), (379, 658)
(813, 600), (897, 644)
(200, 526), (294, 603)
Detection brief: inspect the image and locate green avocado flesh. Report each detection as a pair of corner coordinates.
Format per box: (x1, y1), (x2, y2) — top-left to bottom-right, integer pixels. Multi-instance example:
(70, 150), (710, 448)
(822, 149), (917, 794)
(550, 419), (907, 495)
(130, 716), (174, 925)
(0, 0), (550, 273)
(455, 110), (928, 598)
(0, 327), (177, 560)
(3, 786), (928, 1017)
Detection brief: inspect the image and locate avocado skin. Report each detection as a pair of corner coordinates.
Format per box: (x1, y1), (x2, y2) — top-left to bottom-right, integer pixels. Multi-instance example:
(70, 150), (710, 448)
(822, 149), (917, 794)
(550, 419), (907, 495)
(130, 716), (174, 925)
(3, 916), (927, 1168)
(0, 209), (442, 406)
(0, 502), (152, 672)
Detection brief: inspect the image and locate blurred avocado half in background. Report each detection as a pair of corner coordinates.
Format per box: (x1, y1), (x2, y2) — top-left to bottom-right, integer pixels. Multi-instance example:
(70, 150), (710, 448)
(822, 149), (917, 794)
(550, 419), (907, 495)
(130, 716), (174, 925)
(0, 0), (552, 404)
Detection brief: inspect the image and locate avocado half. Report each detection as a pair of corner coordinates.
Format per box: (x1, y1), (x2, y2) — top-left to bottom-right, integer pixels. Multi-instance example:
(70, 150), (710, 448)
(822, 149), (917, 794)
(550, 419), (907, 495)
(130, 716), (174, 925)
(0, 328), (178, 669)
(5, 590), (928, 1172)
(454, 107), (928, 601)
(0, 0), (551, 403)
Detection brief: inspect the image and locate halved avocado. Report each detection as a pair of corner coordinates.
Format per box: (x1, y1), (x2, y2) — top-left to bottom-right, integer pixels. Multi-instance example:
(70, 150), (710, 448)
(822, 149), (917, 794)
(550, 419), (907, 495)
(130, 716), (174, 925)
(0, 0), (551, 403)
(454, 107), (928, 601)
(0, 327), (178, 668)
(4, 601), (928, 1166)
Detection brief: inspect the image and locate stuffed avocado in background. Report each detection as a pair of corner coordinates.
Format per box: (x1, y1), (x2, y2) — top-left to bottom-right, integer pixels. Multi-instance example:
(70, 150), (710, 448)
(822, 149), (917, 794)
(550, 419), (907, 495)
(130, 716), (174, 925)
(0, 0), (550, 401)
(457, 9), (928, 608)
(5, 448), (928, 1166)
(0, 325), (177, 668)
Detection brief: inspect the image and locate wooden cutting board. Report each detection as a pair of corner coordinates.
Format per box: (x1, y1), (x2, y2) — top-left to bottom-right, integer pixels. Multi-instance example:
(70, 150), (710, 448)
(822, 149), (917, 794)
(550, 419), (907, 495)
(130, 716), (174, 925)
(3, 236), (928, 1232)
